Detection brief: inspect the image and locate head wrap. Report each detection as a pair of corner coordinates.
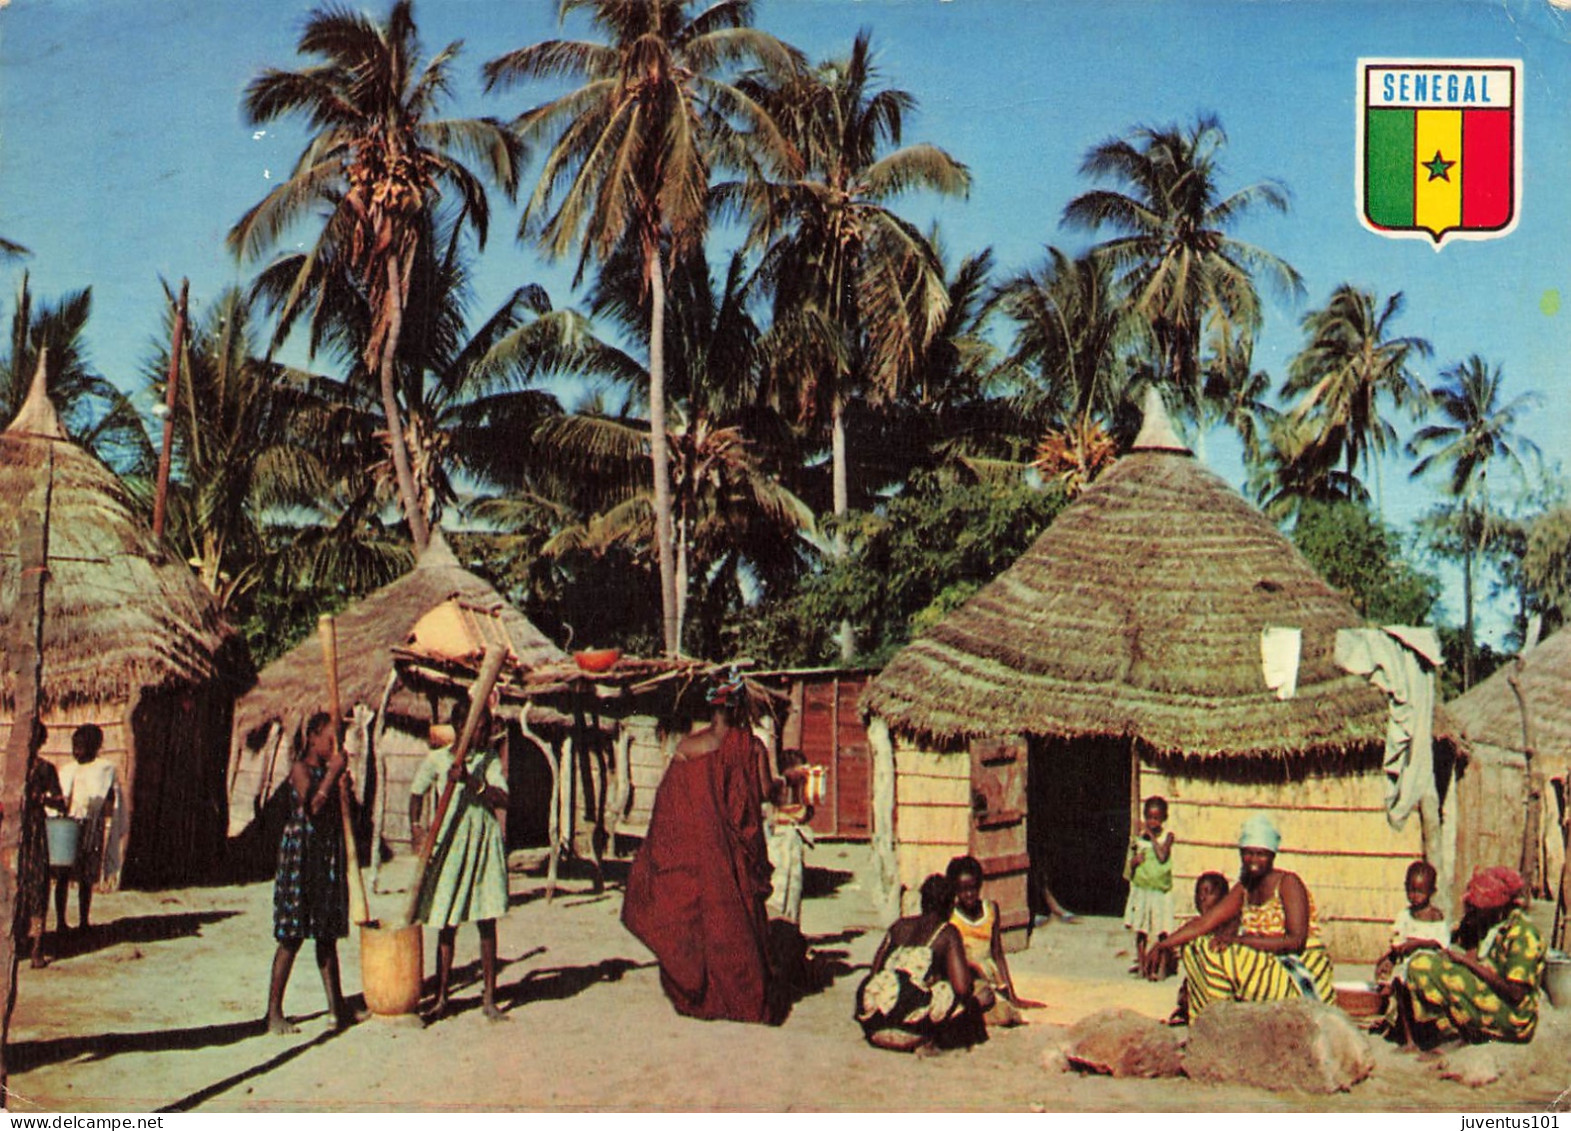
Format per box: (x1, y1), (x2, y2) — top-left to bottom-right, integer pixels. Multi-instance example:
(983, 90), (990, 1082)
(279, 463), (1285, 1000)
(1238, 814), (1282, 853)
(1465, 865), (1526, 911)
(705, 665), (746, 706)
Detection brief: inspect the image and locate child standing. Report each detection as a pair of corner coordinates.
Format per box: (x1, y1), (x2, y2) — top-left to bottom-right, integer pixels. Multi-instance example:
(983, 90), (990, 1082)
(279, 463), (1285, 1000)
(266, 711), (353, 1033)
(1124, 796), (1176, 979)
(1375, 859), (1450, 984)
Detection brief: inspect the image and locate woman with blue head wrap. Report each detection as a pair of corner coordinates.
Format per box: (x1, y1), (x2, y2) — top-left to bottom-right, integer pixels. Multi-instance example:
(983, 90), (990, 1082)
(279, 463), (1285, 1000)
(1142, 813), (1336, 1018)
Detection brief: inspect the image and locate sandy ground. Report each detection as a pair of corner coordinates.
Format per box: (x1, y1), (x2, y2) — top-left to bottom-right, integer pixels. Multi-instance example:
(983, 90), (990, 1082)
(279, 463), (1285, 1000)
(9, 842), (1571, 1113)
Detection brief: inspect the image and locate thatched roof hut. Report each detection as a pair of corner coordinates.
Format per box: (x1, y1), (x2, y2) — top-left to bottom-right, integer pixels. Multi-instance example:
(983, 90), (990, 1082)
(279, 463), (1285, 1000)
(862, 392), (1447, 961)
(226, 533), (564, 868)
(1, 358), (234, 887)
(1447, 632), (1570, 907)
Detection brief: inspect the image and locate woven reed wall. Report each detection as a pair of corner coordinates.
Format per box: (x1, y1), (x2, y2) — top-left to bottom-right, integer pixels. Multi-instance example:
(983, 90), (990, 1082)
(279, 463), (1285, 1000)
(1143, 765), (1423, 964)
(893, 740), (970, 913)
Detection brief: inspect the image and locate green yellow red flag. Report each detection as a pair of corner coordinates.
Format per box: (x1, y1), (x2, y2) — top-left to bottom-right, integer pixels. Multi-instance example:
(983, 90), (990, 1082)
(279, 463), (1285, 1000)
(1359, 60), (1520, 248)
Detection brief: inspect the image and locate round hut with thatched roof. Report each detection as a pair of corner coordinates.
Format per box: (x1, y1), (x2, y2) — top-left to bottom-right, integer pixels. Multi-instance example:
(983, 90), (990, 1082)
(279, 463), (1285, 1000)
(226, 533), (565, 870)
(1447, 630), (1571, 920)
(1, 356), (234, 889)
(862, 390), (1449, 962)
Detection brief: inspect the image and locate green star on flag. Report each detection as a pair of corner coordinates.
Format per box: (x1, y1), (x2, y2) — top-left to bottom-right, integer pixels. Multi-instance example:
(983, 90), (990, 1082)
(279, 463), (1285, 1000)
(1423, 150), (1456, 182)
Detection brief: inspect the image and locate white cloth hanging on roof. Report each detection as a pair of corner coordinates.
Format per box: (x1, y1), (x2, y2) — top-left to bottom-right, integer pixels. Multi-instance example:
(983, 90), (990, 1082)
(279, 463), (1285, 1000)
(1260, 626), (1303, 700)
(1335, 626), (1442, 831)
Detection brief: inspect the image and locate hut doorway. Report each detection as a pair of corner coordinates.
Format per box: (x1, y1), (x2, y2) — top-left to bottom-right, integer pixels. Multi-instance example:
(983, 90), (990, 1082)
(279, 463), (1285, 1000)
(1027, 736), (1132, 916)
(505, 723), (553, 849)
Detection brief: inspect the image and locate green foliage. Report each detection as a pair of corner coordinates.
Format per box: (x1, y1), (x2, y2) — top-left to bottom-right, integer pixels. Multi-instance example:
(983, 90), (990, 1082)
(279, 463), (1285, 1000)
(1289, 498), (1439, 626)
(735, 472), (1067, 666)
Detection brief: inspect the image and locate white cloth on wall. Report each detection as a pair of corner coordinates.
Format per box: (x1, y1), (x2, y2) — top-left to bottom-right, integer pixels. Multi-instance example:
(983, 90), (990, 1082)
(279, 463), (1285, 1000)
(1260, 626), (1303, 700)
(1335, 626), (1442, 831)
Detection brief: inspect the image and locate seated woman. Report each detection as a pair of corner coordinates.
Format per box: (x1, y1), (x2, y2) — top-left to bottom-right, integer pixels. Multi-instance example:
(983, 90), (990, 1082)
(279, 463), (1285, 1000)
(855, 874), (985, 1053)
(1389, 866), (1545, 1048)
(1143, 814), (1335, 1015)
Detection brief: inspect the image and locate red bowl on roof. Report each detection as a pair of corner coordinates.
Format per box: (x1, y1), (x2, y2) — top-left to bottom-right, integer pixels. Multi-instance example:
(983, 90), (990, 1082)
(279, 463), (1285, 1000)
(574, 648), (621, 673)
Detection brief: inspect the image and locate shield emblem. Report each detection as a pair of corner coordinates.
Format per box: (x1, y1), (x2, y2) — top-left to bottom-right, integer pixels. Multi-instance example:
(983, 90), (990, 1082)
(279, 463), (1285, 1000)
(1357, 59), (1521, 249)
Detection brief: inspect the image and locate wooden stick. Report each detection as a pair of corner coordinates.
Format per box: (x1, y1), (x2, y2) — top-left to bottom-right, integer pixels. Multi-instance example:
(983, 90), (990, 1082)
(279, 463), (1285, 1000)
(320, 615), (371, 927)
(403, 646), (508, 927)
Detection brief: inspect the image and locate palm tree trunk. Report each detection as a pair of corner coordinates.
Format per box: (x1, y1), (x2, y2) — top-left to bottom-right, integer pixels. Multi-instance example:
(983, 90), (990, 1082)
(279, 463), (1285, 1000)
(378, 255), (430, 553)
(1462, 499), (1475, 691)
(647, 244), (679, 656)
(833, 397), (855, 663)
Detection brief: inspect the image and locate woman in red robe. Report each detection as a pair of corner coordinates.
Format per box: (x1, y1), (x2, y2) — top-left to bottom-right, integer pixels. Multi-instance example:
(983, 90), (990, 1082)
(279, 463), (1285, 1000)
(622, 670), (780, 1024)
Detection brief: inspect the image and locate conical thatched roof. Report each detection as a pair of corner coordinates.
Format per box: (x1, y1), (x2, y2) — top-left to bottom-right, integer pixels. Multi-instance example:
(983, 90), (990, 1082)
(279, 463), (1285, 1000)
(231, 533), (563, 738)
(0, 360), (229, 709)
(864, 398), (1394, 762)
(1448, 630), (1571, 760)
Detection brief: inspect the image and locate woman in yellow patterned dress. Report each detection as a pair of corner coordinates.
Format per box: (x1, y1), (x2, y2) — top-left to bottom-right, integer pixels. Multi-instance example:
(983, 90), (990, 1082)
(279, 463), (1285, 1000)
(1142, 814), (1335, 1016)
(1390, 866), (1544, 1047)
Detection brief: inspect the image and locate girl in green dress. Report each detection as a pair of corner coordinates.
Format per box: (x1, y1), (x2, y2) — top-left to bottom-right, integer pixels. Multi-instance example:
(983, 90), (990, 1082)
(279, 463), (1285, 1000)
(409, 696), (510, 1023)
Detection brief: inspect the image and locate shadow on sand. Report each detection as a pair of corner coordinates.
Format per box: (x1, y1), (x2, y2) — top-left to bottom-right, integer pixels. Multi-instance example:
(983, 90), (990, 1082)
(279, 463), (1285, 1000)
(40, 910), (239, 964)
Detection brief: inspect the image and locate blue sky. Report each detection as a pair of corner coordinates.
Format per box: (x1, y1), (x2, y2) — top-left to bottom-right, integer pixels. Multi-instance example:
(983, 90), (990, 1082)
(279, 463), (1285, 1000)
(4, 0), (1571, 644)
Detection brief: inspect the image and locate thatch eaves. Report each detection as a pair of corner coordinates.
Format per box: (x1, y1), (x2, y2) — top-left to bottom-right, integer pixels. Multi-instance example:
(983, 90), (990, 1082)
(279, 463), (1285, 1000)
(232, 533), (564, 739)
(1447, 629), (1571, 760)
(863, 441), (1395, 762)
(0, 367), (228, 709)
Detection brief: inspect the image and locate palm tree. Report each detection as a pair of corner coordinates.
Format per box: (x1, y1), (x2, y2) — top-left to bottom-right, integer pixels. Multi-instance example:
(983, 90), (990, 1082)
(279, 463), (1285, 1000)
(1, 273), (152, 476)
(229, 0), (522, 553)
(1409, 355), (1540, 688)
(483, 0), (800, 655)
(1063, 114), (1303, 419)
(146, 286), (350, 612)
(994, 246), (1132, 438)
(516, 246), (812, 652)
(1282, 285), (1431, 511)
(1249, 410), (1369, 522)
(730, 29), (968, 659)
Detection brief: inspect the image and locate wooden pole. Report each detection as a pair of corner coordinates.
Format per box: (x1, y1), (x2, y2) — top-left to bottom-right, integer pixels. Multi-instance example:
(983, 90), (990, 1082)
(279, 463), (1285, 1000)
(403, 647), (507, 926)
(2, 452), (51, 1107)
(319, 615), (370, 926)
(150, 279), (188, 542)
(1508, 660), (1544, 894)
(1555, 778), (1571, 951)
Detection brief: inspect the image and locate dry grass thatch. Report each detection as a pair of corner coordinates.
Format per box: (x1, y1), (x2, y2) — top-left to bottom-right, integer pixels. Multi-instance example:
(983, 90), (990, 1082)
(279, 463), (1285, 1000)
(231, 534), (563, 739)
(863, 445), (1396, 761)
(0, 419), (228, 710)
(1448, 629), (1571, 763)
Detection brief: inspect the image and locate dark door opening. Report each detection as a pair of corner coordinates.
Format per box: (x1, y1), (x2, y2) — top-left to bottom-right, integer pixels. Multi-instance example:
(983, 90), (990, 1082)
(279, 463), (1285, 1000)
(1027, 735), (1132, 917)
(505, 722), (554, 850)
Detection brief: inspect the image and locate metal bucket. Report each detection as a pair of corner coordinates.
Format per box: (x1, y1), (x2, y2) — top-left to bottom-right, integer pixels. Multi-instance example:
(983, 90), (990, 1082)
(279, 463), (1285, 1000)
(360, 922), (423, 1016)
(1545, 951), (1571, 1008)
(45, 817), (80, 868)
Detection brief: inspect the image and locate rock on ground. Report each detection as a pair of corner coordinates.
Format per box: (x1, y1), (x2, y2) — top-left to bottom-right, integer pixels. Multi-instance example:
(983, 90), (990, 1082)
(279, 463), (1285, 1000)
(1437, 1044), (1504, 1088)
(1064, 1008), (1185, 1079)
(1184, 1000), (1374, 1093)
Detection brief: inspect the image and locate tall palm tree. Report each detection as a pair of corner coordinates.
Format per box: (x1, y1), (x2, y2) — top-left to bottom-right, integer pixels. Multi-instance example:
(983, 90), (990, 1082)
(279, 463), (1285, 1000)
(1282, 284), (1431, 511)
(229, 0), (522, 553)
(731, 29), (968, 659)
(518, 246), (811, 651)
(484, 0), (800, 655)
(1063, 114), (1303, 418)
(1, 273), (152, 476)
(1409, 355), (1540, 688)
